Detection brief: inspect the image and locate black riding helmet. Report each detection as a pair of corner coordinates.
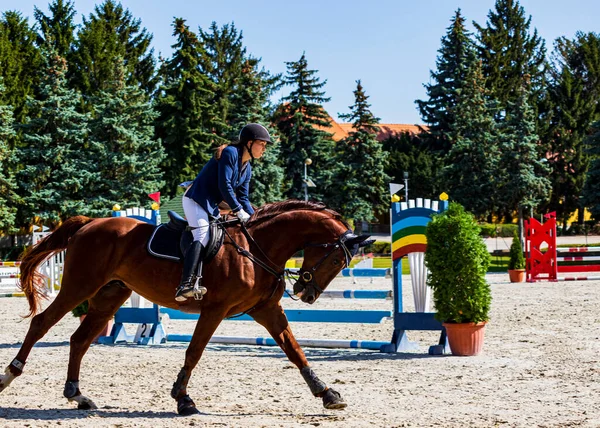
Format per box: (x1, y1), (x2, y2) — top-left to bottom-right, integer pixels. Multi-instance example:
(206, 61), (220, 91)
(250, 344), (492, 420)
(239, 123), (272, 160)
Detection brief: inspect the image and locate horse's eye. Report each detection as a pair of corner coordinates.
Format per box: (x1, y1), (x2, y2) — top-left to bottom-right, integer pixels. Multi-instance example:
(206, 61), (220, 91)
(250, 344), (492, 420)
(333, 259), (340, 266)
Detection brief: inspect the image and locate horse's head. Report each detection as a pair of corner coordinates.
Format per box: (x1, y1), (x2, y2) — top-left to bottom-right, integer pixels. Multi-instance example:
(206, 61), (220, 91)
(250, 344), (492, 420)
(294, 229), (373, 304)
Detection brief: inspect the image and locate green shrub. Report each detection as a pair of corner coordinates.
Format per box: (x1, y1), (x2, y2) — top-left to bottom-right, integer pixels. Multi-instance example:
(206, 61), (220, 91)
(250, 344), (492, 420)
(363, 240), (391, 255)
(71, 300), (89, 318)
(478, 223), (518, 238)
(508, 231), (525, 270)
(425, 202), (492, 324)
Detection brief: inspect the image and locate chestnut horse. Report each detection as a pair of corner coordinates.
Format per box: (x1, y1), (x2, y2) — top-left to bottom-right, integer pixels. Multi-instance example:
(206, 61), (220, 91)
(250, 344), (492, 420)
(0, 200), (371, 415)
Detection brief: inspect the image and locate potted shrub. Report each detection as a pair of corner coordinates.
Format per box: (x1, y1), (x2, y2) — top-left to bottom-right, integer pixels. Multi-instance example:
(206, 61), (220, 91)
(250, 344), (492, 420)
(71, 300), (113, 343)
(425, 202), (492, 356)
(508, 230), (526, 282)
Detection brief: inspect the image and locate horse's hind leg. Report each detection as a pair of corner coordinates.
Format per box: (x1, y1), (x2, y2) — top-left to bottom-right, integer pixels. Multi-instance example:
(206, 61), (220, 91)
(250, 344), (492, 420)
(63, 281), (132, 410)
(250, 302), (347, 410)
(0, 290), (87, 393)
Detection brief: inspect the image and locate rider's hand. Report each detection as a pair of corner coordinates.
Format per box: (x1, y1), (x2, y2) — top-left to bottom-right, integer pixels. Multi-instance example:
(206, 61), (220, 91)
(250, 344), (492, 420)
(236, 209), (251, 223)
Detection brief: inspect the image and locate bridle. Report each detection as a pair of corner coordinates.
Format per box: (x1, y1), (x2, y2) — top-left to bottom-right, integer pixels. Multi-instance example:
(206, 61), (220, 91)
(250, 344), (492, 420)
(218, 219), (355, 308)
(294, 230), (355, 297)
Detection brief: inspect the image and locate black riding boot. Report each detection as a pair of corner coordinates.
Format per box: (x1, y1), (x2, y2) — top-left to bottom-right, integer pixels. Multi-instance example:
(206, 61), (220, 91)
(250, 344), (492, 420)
(175, 241), (207, 302)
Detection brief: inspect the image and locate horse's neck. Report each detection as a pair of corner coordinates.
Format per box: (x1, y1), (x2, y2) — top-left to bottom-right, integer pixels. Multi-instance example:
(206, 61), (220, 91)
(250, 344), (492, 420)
(250, 211), (336, 267)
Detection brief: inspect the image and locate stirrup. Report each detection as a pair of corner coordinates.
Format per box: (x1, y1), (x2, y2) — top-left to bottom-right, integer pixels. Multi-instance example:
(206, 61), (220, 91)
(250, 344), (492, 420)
(175, 277), (207, 302)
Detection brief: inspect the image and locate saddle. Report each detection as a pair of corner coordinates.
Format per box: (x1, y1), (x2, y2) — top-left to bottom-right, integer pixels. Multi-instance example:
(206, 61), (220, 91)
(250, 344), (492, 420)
(147, 211), (224, 263)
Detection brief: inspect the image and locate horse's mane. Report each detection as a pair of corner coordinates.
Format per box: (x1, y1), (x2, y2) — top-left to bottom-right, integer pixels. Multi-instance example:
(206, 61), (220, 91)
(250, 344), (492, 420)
(247, 200), (349, 228)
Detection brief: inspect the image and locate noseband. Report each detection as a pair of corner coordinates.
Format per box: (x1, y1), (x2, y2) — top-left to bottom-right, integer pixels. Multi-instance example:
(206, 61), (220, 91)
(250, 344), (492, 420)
(294, 230), (355, 297)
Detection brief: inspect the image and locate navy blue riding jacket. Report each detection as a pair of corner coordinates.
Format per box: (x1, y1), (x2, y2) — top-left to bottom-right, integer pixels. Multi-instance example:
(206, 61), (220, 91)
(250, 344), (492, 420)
(185, 145), (254, 217)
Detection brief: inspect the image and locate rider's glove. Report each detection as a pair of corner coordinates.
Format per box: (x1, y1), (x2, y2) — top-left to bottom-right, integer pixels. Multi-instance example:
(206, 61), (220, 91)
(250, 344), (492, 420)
(236, 209), (251, 223)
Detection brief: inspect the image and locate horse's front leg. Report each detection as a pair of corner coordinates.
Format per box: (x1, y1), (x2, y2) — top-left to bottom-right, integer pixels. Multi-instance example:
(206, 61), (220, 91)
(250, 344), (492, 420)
(171, 306), (228, 416)
(251, 301), (347, 410)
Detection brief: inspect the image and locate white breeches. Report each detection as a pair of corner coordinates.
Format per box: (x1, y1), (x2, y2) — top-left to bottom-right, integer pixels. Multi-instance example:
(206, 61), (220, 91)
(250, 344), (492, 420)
(182, 196), (210, 246)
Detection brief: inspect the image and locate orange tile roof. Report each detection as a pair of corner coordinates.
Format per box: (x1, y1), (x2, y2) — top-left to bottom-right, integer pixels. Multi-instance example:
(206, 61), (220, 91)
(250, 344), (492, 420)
(321, 113), (425, 141)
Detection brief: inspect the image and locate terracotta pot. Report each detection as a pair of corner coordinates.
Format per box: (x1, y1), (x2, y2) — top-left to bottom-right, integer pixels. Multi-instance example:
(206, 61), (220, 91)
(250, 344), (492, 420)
(442, 322), (487, 356)
(508, 269), (526, 283)
(79, 315), (114, 343)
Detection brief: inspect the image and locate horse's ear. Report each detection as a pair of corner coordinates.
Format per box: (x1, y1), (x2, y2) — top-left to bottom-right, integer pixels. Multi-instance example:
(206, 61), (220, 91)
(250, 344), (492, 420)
(346, 234), (373, 248)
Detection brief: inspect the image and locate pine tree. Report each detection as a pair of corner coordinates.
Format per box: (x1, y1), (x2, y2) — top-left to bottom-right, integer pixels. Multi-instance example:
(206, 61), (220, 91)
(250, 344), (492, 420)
(444, 60), (500, 217)
(0, 11), (43, 124)
(547, 32), (600, 225)
(273, 53), (336, 201)
(0, 79), (18, 232)
(17, 52), (91, 228)
(583, 122), (600, 220)
(198, 22), (246, 134)
(474, 0), (547, 122)
(86, 60), (165, 216)
(70, 0), (157, 96)
(229, 59), (284, 205)
(416, 9), (477, 153)
(34, 0), (77, 57)
(382, 133), (443, 200)
(332, 81), (390, 229)
(498, 79), (551, 236)
(154, 18), (226, 198)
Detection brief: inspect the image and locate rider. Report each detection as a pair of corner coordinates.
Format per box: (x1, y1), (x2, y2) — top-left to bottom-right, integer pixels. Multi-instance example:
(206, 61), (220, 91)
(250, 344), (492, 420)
(175, 123), (272, 301)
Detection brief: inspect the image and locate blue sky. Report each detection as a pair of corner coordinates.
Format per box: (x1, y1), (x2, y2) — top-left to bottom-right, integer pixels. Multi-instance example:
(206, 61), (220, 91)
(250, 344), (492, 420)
(3, 0), (599, 124)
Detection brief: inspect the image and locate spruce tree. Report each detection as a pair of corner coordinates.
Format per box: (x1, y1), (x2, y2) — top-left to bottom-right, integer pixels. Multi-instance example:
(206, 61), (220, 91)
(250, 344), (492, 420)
(583, 122), (600, 220)
(0, 79), (18, 232)
(86, 60), (165, 216)
(474, 0), (547, 122)
(70, 0), (157, 96)
(34, 0), (77, 57)
(0, 11), (43, 124)
(154, 18), (226, 198)
(547, 32), (600, 224)
(498, 79), (551, 236)
(332, 80), (390, 229)
(229, 60), (283, 205)
(444, 60), (500, 217)
(273, 53), (336, 201)
(416, 9), (477, 153)
(198, 22), (246, 134)
(17, 52), (91, 228)
(382, 133), (443, 200)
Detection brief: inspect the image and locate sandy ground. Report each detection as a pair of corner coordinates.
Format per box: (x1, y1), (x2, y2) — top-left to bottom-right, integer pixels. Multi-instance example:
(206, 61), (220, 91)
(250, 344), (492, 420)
(1, 274), (599, 427)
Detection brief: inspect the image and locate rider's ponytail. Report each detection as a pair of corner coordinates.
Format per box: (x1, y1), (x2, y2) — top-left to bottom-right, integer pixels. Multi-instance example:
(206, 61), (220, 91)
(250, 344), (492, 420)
(214, 139), (241, 161)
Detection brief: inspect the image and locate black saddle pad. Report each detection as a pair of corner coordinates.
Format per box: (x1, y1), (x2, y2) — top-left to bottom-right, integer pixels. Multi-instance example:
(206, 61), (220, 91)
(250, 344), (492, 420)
(147, 211), (224, 263)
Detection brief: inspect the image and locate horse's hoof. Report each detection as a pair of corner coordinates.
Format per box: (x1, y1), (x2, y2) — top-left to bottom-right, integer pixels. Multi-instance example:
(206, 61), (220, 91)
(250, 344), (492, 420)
(177, 395), (200, 416)
(69, 395), (98, 410)
(322, 388), (347, 410)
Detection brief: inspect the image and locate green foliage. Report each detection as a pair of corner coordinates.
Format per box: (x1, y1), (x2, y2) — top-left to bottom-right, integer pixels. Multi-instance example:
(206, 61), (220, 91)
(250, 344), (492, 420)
(474, 0), (547, 123)
(71, 300), (88, 317)
(362, 241), (391, 255)
(444, 59), (500, 217)
(84, 60), (165, 217)
(70, 0), (157, 96)
(497, 81), (551, 228)
(382, 132), (443, 200)
(330, 81), (390, 225)
(0, 79), (18, 232)
(34, 0), (77, 56)
(416, 9), (477, 153)
(154, 18), (226, 197)
(550, 33), (600, 224)
(584, 121), (600, 220)
(16, 52), (92, 228)
(508, 231), (525, 270)
(273, 53), (336, 201)
(425, 202), (492, 324)
(478, 223), (517, 238)
(0, 11), (43, 123)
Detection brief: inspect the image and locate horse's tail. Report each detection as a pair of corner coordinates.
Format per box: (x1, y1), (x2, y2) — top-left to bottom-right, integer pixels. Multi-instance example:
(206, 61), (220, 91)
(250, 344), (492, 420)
(19, 216), (95, 317)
